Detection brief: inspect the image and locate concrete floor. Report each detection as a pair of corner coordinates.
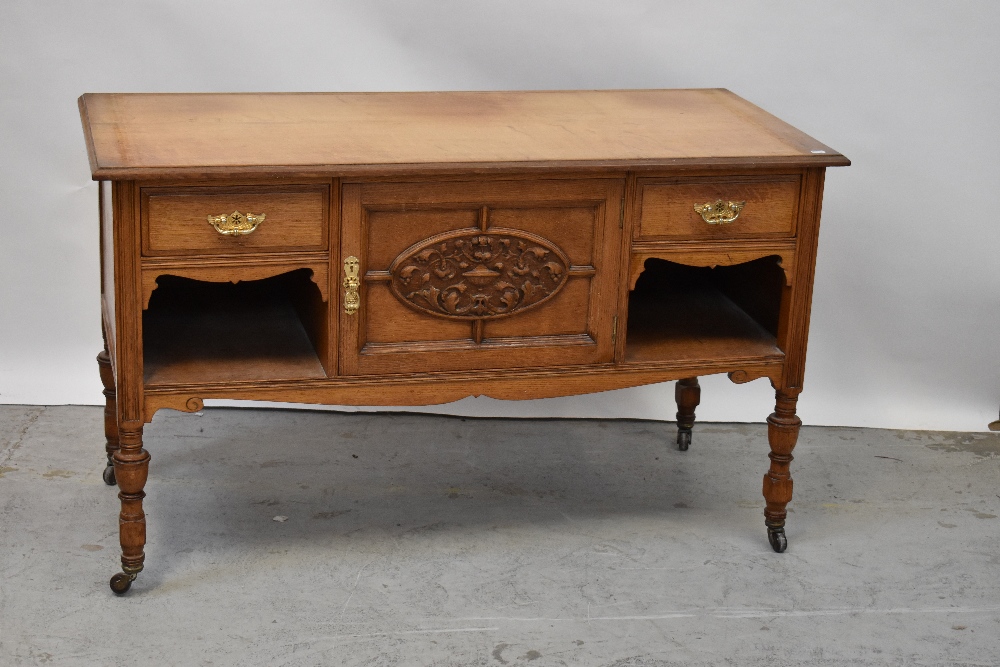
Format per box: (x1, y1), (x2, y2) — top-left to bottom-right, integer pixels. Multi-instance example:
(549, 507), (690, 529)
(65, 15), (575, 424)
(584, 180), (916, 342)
(1, 405), (999, 666)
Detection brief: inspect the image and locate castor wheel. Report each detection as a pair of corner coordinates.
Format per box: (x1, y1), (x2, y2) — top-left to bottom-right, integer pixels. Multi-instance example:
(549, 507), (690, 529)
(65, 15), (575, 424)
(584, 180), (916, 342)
(677, 430), (691, 451)
(767, 527), (788, 553)
(102, 464), (116, 486)
(109, 572), (135, 594)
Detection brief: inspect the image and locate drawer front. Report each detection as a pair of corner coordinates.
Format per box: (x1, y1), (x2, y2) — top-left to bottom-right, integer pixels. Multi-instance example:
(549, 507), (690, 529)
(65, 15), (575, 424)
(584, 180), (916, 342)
(142, 184), (328, 255)
(637, 176), (800, 240)
(340, 178), (623, 376)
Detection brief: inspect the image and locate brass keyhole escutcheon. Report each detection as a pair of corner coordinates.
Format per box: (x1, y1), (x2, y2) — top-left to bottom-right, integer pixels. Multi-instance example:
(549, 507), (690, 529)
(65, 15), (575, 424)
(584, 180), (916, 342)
(343, 256), (361, 315)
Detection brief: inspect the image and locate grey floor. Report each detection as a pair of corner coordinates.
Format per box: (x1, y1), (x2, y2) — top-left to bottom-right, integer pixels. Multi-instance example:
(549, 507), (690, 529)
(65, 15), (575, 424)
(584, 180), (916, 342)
(1, 405), (999, 666)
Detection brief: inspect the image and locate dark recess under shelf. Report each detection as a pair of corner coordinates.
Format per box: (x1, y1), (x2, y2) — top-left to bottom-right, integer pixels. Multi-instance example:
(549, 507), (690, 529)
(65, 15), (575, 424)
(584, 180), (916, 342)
(625, 257), (785, 364)
(143, 272), (326, 385)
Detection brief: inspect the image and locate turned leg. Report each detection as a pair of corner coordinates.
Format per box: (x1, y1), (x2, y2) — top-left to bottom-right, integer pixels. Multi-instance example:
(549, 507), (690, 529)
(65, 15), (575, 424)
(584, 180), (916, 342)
(110, 422), (150, 594)
(96, 350), (119, 486)
(763, 388), (801, 552)
(674, 377), (701, 451)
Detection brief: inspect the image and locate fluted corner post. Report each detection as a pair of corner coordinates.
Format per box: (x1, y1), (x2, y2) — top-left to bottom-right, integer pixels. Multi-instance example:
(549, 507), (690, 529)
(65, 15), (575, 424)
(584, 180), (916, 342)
(109, 420), (150, 594)
(674, 377), (701, 451)
(763, 386), (801, 552)
(103, 179), (149, 595)
(96, 349), (119, 486)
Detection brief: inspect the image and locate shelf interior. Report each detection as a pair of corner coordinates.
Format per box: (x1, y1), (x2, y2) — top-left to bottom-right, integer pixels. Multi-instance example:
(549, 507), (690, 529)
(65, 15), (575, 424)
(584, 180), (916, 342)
(143, 271), (326, 385)
(624, 256), (785, 364)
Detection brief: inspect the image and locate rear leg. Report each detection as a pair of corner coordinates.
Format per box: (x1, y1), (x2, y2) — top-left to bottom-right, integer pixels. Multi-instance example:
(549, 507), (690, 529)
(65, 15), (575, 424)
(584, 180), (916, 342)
(97, 349), (118, 485)
(675, 377), (700, 451)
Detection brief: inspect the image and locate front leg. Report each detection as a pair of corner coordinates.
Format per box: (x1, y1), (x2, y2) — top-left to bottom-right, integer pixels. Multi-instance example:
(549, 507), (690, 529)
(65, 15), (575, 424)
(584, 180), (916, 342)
(763, 387), (801, 552)
(96, 350), (118, 485)
(674, 377), (700, 451)
(110, 421), (150, 594)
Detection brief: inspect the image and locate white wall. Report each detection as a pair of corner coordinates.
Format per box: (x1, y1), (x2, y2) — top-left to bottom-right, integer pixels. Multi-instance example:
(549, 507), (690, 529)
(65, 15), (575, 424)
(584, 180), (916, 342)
(1, 1), (997, 430)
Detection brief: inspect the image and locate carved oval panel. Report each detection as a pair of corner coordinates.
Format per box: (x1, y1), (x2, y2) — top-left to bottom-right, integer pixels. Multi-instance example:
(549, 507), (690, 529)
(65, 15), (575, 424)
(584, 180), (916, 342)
(389, 228), (571, 320)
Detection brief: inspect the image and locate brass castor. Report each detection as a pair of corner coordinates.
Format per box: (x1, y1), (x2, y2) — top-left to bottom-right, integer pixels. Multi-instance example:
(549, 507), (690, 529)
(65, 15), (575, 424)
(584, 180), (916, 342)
(677, 429), (692, 451)
(767, 526), (788, 553)
(110, 571), (137, 595)
(110, 564), (142, 594)
(102, 464), (116, 486)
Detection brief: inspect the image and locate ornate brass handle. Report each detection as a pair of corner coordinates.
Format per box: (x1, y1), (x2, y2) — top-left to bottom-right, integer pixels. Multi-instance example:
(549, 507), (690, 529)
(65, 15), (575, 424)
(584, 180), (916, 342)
(207, 211), (266, 236)
(343, 256), (360, 315)
(694, 200), (745, 225)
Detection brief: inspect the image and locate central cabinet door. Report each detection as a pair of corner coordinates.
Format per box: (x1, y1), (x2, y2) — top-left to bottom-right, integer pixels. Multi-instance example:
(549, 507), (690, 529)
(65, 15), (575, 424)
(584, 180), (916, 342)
(340, 179), (624, 376)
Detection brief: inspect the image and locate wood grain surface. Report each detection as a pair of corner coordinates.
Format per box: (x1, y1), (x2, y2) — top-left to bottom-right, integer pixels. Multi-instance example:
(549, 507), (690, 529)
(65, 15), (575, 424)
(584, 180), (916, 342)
(80, 90), (849, 178)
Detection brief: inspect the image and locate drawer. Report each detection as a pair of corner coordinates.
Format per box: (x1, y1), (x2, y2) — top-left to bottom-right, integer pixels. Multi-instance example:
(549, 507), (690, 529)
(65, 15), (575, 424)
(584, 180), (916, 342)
(636, 175), (800, 240)
(141, 184), (328, 255)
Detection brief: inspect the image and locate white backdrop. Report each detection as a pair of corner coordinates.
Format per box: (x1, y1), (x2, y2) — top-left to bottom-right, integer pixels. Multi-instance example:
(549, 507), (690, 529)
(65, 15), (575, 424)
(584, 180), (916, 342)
(1, 1), (997, 430)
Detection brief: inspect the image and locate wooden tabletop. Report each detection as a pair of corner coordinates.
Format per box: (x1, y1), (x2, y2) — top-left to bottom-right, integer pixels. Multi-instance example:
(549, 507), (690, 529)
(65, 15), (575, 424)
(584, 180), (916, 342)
(79, 89), (849, 179)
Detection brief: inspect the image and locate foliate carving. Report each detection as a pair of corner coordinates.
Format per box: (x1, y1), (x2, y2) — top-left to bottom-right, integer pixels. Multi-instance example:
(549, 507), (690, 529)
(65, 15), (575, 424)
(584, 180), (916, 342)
(389, 228), (570, 320)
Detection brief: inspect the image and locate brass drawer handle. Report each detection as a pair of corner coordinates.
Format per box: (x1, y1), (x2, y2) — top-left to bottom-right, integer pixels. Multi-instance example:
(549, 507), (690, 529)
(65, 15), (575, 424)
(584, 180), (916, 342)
(694, 200), (745, 225)
(207, 211), (266, 236)
(343, 256), (360, 315)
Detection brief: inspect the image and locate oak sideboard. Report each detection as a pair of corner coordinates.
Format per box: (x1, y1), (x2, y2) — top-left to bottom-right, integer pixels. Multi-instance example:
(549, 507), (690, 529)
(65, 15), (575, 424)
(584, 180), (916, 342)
(79, 89), (849, 594)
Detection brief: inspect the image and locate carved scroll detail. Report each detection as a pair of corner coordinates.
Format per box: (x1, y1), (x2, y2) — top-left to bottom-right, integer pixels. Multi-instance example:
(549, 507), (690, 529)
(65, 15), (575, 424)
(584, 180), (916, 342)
(143, 395), (204, 422)
(142, 265), (328, 309)
(628, 244), (796, 290)
(728, 370), (757, 384)
(728, 369), (779, 385)
(389, 228), (570, 320)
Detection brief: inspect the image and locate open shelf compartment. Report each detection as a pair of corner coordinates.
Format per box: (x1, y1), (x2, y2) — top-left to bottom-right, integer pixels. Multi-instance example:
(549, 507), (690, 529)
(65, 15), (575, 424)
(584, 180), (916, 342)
(624, 256), (785, 364)
(143, 269), (327, 385)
